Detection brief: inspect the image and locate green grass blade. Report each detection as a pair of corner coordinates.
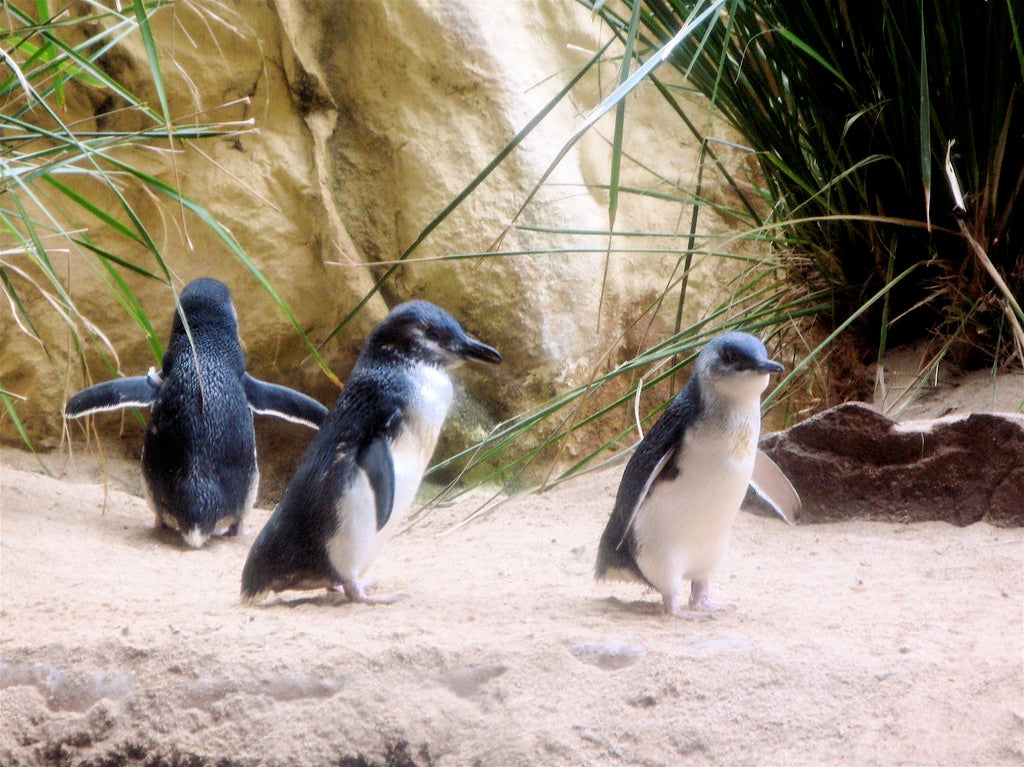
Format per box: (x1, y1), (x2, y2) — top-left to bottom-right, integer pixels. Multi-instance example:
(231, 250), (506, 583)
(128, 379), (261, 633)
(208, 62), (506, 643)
(132, 0), (171, 123)
(608, 0), (643, 232)
(919, 2), (932, 228)
(773, 25), (854, 91)
(0, 381), (48, 472)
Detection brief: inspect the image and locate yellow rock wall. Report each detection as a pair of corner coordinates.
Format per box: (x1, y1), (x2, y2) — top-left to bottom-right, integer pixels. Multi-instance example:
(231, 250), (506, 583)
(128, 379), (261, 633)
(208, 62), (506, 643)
(1, 0), (760, 477)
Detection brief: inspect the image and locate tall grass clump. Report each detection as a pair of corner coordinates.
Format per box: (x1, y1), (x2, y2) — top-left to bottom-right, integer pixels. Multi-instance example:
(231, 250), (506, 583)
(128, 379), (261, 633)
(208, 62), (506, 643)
(404, 0), (1022, 507)
(360, 1), (850, 505)
(587, 0), (1023, 367)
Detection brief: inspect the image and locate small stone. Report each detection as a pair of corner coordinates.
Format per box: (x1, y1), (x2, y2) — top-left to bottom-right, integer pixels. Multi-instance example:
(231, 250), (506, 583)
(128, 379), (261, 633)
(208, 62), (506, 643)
(629, 694), (657, 708)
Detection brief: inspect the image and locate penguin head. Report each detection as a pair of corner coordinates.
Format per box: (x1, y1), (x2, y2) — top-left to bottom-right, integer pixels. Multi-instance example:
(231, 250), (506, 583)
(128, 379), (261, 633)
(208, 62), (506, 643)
(367, 301), (502, 370)
(697, 331), (783, 399)
(170, 278), (239, 338)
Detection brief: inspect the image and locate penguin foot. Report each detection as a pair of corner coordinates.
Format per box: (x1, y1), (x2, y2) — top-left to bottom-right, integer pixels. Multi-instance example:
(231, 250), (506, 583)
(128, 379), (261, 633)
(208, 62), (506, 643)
(331, 580), (408, 605)
(661, 593), (715, 621)
(217, 519), (249, 538)
(687, 580), (735, 613)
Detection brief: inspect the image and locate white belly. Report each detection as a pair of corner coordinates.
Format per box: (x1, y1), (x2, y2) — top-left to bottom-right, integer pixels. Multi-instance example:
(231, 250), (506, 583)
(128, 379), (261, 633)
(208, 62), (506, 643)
(327, 364), (453, 580)
(633, 410), (759, 596)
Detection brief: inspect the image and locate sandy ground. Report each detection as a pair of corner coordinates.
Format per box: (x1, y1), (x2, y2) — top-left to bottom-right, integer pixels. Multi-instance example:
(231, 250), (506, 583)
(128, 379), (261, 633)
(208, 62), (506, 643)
(1, 437), (1022, 766)
(2, 362), (1023, 766)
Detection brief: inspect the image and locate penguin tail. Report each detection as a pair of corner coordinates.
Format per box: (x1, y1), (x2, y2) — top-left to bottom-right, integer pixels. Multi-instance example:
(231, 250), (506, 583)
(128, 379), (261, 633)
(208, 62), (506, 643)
(595, 534), (650, 586)
(240, 542), (275, 604)
(239, 585), (266, 605)
(183, 526), (209, 549)
(594, 535), (616, 581)
(240, 561), (267, 604)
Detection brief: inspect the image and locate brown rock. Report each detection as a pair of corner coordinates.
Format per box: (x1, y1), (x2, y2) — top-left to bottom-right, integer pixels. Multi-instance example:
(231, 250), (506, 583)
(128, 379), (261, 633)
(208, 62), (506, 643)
(757, 402), (1024, 527)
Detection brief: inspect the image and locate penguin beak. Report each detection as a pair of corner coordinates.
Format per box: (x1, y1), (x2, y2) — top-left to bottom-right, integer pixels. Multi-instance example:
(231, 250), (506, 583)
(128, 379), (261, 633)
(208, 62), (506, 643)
(458, 336), (502, 365)
(755, 359), (784, 374)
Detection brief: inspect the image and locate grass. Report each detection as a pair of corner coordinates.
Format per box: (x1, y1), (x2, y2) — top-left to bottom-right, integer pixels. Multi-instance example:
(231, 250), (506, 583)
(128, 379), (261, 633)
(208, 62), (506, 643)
(3, 1), (1020, 507)
(410, 0), (1023, 506)
(586, 0), (1023, 367)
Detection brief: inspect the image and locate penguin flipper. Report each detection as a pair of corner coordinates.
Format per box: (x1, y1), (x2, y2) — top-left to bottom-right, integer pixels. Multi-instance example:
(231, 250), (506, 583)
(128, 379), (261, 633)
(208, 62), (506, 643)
(243, 373), (328, 429)
(597, 382), (698, 581)
(596, 446), (675, 584)
(357, 435), (395, 531)
(750, 448), (801, 525)
(64, 375), (159, 418)
(617, 448), (675, 548)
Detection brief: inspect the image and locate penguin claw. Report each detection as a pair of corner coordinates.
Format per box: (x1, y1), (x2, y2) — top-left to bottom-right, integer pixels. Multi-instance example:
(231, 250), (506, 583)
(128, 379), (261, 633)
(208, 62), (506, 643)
(661, 594), (713, 621)
(670, 609), (716, 622)
(690, 597), (735, 613)
(661, 585), (735, 619)
(331, 580), (408, 605)
(686, 580), (735, 614)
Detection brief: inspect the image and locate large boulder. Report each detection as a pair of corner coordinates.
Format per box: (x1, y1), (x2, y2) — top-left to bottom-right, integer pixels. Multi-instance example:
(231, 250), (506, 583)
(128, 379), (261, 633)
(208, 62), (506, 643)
(2, 1), (758, 482)
(756, 403), (1024, 527)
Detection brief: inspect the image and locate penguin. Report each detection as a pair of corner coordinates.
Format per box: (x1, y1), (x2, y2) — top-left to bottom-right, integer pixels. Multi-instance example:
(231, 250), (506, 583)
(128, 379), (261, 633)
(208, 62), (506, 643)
(64, 278), (328, 548)
(596, 331), (799, 618)
(240, 300), (502, 604)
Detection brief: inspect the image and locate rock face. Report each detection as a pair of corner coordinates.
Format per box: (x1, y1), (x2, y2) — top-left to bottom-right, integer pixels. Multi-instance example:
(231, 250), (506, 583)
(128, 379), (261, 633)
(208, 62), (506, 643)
(757, 403), (1024, 527)
(2, 0), (758, 478)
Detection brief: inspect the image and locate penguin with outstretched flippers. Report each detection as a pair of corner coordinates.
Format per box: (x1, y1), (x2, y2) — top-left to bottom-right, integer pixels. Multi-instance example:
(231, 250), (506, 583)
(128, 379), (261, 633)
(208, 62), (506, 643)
(65, 278), (328, 548)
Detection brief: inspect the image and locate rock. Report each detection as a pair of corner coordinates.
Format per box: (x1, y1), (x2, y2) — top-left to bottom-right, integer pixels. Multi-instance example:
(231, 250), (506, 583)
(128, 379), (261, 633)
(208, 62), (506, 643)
(756, 402), (1024, 527)
(2, 1), (758, 483)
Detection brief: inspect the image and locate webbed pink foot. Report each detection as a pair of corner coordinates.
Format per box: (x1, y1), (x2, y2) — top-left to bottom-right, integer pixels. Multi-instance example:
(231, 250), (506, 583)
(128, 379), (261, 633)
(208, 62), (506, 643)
(662, 593), (715, 621)
(687, 579), (735, 613)
(331, 579), (408, 605)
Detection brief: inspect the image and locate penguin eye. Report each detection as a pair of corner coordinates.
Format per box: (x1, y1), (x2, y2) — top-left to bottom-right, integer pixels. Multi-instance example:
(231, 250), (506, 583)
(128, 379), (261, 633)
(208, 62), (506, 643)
(424, 327), (443, 344)
(720, 348), (738, 364)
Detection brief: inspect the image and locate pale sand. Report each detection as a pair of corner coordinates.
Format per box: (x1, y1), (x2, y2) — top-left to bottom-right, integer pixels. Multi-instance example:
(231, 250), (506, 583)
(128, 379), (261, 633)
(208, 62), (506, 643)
(1, 440), (1021, 766)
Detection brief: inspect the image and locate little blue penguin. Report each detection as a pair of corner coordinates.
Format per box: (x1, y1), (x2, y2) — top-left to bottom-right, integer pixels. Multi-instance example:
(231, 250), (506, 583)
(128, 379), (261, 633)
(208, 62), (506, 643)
(240, 300), (502, 604)
(596, 331), (797, 618)
(64, 278), (328, 548)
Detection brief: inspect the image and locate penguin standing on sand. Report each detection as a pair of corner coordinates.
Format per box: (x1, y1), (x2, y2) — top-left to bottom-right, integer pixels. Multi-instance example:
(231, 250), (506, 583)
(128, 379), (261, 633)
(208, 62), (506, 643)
(241, 301), (502, 604)
(596, 332), (799, 618)
(64, 278), (328, 548)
